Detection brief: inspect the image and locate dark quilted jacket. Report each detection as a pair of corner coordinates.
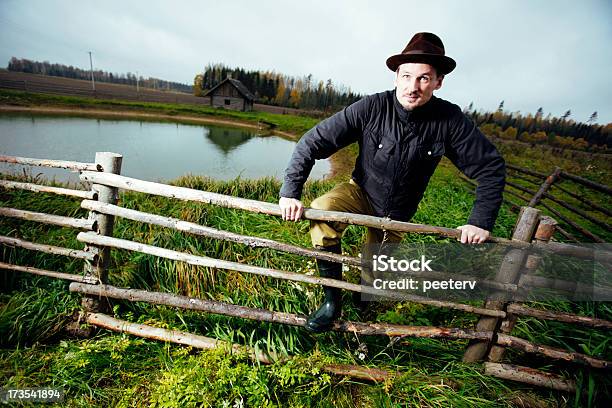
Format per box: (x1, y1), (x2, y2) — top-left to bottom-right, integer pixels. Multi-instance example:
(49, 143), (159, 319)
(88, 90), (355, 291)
(280, 90), (506, 231)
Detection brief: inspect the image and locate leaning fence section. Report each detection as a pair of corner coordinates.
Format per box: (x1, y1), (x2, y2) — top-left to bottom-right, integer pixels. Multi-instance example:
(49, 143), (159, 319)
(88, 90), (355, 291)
(1, 153), (611, 393)
(461, 163), (611, 243)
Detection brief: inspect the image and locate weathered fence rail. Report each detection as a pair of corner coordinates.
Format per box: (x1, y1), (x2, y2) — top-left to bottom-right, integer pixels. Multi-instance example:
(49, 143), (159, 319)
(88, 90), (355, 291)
(506, 171), (612, 218)
(505, 164), (611, 239)
(79, 170), (466, 239)
(506, 180), (610, 231)
(0, 155), (99, 171)
(0, 179), (96, 200)
(68, 281), (610, 370)
(0, 207), (95, 230)
(0, 261), (98, 284)
(75, 231), (506, 317)
(505, 302), (612, 329)
(68, 282), (495, 340)
(1, 152), (611, 394)
(78, 170), (608, 261)
(462, 180), (581, 242)
(462, 163), (612, 243)
(507, 163), (612, 195)
(80, 199), (361, 267)
(0, 235), (96, 260)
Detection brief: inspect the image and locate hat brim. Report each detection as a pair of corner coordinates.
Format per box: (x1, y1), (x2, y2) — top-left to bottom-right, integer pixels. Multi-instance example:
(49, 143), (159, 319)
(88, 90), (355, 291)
(386, 53), (456, 75)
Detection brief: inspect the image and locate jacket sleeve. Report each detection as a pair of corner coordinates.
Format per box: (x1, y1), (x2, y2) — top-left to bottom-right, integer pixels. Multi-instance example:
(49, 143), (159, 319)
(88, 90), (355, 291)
(279, 97), (369, 199)
(445, 111), (506, 231)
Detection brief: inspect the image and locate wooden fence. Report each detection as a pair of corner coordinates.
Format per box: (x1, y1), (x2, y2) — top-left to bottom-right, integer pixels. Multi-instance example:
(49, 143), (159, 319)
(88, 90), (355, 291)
(1, 152), (611, 393)
(462, 164), (611, 243)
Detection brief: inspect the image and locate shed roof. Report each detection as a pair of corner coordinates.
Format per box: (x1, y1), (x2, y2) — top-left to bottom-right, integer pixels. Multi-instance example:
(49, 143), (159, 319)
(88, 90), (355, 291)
(203, 77), (255, 101)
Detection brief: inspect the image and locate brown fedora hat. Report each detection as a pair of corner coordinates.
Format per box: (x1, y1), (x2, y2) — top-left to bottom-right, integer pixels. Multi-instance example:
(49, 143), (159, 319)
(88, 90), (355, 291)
(386, 32), (456, 75)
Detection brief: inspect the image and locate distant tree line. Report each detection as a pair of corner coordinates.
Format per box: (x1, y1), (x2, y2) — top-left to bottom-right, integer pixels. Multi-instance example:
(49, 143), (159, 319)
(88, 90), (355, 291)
(194, 63), (362, 111)
(6, 57), (608, 152)
(465, 101), (611, 151)
(7, 57), (192, 93)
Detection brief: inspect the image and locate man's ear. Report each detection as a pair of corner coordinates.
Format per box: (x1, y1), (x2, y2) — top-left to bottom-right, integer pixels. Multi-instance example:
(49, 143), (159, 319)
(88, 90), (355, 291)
(435, 75), (444, 90)
(393, 68), (399, 88)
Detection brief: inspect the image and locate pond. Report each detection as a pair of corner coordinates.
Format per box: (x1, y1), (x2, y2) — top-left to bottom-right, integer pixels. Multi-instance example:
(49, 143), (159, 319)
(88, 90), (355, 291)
(0, 114), (330, 185)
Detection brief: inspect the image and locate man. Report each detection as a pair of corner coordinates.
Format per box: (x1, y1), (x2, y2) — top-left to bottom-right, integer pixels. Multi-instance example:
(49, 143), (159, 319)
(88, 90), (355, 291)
(279, 32), (506, 332)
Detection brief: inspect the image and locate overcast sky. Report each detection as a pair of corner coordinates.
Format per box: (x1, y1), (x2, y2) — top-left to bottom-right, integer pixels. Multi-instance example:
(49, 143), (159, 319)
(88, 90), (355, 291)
(1, 0), (610, 124)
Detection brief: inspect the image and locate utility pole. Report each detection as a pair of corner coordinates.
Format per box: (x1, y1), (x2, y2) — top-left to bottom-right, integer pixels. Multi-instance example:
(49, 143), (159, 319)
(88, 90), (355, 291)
(136, 71), (139, 93)
(88, 51), (95, 91)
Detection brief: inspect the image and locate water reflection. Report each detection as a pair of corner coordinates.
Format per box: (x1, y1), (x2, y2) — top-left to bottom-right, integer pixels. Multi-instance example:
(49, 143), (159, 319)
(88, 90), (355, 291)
(205, 127), (254, 155)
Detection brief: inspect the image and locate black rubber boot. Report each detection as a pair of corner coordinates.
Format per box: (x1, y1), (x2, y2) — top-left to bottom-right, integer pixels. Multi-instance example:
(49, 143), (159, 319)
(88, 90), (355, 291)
(305, 244), (342, 333)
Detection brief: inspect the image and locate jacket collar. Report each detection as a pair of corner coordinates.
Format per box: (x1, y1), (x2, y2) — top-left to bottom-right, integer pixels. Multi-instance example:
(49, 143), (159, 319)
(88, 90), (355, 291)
(392, 90), (437, 122)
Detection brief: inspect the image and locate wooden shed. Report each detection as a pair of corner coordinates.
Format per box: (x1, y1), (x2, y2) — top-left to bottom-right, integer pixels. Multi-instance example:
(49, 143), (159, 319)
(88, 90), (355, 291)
(203, 77), (255, 111)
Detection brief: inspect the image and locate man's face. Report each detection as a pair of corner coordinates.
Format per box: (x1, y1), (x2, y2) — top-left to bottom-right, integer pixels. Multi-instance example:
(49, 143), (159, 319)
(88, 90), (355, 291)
(394, 63), (443, 110)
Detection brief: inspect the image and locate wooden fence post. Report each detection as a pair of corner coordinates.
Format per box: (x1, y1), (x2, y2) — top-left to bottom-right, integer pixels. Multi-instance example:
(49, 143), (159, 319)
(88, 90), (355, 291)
(462, 206), (540, 362)
(520, 216), (558, 283)
(81, 152), (122, 313)
(528, 167), (561, 207)
(487, 215), (557, 362)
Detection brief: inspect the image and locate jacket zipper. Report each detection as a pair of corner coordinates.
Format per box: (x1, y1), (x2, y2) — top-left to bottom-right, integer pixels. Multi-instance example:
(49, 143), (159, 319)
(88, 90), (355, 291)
(385, 123), (409, 216)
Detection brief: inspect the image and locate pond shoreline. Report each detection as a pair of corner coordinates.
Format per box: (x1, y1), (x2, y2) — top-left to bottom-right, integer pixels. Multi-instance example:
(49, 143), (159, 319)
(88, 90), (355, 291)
(0, 104), (350, 181)
(0, 104), (271, 134)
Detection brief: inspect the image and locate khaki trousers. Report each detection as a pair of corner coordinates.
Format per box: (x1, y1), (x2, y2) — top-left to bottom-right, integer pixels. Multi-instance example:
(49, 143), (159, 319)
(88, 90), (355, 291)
(309, 179), (404, 249)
